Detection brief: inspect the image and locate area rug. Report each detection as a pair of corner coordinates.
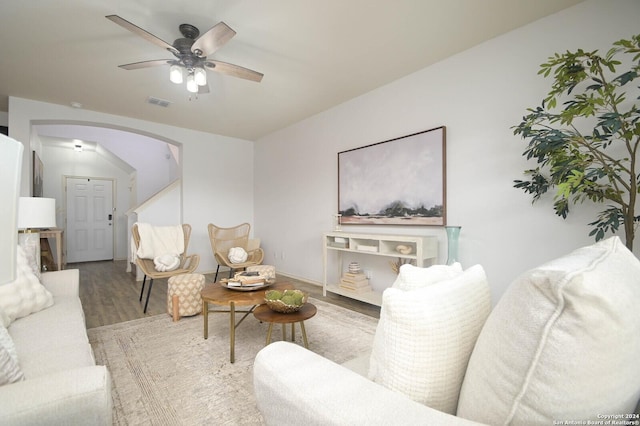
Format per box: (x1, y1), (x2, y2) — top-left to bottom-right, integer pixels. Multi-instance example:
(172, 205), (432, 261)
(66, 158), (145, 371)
(88, 297), (378, 425)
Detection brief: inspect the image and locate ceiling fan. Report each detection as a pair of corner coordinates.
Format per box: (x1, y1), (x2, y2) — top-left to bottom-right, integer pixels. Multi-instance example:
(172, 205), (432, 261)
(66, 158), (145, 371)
(106, 15), (263, 94)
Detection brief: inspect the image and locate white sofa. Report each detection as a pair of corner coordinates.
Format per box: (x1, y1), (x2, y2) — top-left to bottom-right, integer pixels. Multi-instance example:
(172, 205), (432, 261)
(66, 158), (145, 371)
(0, 269), (112, 425)
(254, 237), (640, 425)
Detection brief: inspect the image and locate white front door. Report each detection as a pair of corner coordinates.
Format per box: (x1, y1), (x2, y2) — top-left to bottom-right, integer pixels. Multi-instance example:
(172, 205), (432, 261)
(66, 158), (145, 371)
(66, 177), (114, 263)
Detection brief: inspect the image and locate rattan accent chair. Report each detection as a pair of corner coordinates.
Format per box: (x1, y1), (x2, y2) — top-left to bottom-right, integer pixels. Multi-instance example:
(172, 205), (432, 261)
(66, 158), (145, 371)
(208, 223), (264, 282)
(132, 223), (200, 313)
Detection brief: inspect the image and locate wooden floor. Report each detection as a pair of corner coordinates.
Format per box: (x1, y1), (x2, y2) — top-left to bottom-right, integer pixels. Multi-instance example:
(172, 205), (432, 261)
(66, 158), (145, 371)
(72, 260), (380, 329)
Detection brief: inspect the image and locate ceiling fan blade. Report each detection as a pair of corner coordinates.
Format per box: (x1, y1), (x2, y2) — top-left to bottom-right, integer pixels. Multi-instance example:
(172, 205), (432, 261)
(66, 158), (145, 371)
(204, 60), (263, 82)
(106, 15), (178, 55)
(191, 22), (236, 57)
(118, 59), (172, 70)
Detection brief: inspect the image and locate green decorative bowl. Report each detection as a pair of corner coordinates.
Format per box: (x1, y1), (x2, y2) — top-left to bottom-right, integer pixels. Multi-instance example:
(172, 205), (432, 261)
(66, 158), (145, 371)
(264, 289), (307, 313)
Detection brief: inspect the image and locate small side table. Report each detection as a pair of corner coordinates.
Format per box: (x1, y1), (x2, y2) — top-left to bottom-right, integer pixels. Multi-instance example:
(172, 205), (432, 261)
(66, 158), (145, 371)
(253, 303), (317, 349)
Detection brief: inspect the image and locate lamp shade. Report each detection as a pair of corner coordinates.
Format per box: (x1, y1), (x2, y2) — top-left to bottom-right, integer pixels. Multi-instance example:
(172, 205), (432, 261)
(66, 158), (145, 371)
(17, 197), (57, 229)
(194, 67), (207, 86)
(169, 64), (183, 84)
(186, 73), (198, 93)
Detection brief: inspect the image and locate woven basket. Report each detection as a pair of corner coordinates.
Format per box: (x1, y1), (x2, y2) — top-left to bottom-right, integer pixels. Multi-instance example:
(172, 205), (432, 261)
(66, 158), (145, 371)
(264, 289), (307, 313)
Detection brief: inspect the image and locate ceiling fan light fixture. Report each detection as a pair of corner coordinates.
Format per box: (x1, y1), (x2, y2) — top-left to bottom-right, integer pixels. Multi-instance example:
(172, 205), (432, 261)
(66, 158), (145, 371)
(194, 67), (207, 86)
(186, 73), (198, 93)
(169, 64), (183, 84)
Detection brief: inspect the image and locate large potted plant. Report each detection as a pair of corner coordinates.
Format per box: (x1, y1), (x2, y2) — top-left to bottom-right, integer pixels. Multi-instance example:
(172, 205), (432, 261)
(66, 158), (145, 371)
(513, 34), (640, 250)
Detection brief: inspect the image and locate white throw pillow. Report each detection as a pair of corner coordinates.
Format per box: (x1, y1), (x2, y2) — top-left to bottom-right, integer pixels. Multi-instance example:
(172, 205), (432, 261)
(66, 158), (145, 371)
(228, 247), (248, 264)
(0, 245), (54, 327)
(368, 264), (491, 414)
(457, 236), (640, 424)
(391, 262), (463, 291)
(0, 324), (23, 385)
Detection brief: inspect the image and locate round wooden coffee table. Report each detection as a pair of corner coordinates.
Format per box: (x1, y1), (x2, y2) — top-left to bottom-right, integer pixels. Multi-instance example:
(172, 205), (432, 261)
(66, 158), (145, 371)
(253, 303), (317, 349)
(201, 282), (294, 363)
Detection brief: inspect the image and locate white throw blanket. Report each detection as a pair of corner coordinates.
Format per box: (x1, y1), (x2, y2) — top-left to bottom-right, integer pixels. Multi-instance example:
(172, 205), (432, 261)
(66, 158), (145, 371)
(135, 223), (185, 260)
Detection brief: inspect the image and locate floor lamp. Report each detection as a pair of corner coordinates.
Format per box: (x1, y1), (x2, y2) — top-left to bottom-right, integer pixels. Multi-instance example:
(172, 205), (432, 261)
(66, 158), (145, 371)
(17, 197), (57, 273)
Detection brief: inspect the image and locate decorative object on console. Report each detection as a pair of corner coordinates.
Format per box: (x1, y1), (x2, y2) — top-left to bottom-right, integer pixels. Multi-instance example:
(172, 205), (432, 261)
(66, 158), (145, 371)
(395, 244), (413, 255)
(333, 213), (342, 231)
(17, 197), (57, 275)
(339, 271), (371, 294)
(389, 258), (413, 274)
(338, 126), (446, 226)
(445, 225), (461, 265)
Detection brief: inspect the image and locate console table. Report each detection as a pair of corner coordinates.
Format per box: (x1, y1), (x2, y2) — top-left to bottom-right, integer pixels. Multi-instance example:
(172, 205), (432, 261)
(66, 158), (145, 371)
(322, 231), (438, 306)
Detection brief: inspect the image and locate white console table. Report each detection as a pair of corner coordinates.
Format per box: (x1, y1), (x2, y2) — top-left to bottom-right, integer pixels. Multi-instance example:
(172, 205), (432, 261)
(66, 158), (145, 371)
(322, 231), (438, 306)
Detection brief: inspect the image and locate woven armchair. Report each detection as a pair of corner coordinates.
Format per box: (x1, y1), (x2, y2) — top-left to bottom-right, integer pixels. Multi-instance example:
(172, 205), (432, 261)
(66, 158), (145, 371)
(208, 223), (264, 282)
(132, 223), (200, 313)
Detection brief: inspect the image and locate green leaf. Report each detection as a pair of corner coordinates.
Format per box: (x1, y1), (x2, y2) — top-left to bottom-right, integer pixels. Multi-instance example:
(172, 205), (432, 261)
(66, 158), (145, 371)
(514, 34), (640, 248)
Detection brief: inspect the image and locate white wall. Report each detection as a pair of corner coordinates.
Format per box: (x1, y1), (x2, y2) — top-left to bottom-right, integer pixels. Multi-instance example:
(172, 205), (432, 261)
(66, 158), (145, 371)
(255, 0), (640, 303)
(9, 97), (255, 274)
(34, 124), (179, 203)
(41, 140), (132, 260)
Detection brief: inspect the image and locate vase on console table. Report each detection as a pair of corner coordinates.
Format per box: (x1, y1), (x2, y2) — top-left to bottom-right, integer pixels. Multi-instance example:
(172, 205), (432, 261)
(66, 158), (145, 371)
(445, 226), (461, 265)
(333, 214), (342, 232)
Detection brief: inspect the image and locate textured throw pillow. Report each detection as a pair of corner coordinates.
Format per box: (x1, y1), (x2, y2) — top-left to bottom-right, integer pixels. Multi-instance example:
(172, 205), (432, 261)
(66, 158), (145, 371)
(457, 237), (640, 425)
(228, 247), (248, 264)
(368, 264), (491, 414)
(0, 245), (54, 327)
(0, 324), (24, 385)
(391, 262), (463, 291)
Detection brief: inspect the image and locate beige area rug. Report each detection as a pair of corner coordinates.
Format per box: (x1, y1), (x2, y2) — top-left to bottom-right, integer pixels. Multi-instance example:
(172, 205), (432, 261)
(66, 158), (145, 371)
(88, 297), (378, 425)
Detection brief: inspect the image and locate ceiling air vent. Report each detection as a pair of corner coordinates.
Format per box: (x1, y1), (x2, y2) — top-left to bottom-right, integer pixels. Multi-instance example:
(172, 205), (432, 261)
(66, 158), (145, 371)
(146, 96), (171, 108)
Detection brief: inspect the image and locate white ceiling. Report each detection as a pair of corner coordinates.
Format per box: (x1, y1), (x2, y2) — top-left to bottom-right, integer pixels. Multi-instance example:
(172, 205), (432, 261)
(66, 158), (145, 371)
(0, 0), (584, 141)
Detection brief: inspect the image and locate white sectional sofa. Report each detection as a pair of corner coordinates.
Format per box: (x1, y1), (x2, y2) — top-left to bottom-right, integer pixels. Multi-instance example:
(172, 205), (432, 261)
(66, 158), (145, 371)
(254, 237), (640, 425)
(0, 269), (112, 425)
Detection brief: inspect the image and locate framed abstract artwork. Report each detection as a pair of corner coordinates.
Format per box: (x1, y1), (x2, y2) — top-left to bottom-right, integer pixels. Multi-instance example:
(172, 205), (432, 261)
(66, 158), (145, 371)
(338, 126), (446, 226)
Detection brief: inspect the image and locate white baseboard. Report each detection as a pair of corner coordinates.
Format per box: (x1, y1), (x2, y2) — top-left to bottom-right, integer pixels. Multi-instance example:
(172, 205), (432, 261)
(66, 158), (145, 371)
(275, 271), (322, 287)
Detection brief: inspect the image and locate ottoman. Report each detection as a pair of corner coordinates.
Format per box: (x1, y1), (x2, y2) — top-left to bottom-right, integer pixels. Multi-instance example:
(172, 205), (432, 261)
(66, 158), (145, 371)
(246, 265), (276, 280)
(167, 273), (205, 320)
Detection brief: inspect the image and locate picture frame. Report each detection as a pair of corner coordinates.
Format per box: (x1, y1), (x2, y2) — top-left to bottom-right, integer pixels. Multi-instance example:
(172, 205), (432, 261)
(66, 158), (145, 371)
(33, 151), (43, 197)
(338, 126), (446, 226)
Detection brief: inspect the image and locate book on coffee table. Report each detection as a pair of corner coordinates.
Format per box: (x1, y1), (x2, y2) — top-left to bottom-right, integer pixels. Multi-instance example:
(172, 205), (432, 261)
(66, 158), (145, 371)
(226, 275), (266, 287)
